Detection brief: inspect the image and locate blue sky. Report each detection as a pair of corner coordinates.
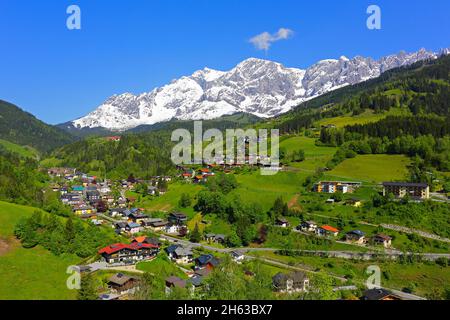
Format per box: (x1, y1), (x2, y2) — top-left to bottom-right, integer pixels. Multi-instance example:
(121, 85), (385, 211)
(0, 0), (449, 124)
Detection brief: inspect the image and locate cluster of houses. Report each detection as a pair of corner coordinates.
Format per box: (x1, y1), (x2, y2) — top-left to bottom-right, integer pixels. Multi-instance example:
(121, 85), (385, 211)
(295, 221), (392, 248)
(111, 210), (189, 236)
(180, 167), (217, 184)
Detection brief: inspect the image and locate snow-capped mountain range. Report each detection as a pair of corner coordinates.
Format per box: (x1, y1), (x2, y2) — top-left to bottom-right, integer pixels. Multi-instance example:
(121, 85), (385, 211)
(69, 47), (449, 131)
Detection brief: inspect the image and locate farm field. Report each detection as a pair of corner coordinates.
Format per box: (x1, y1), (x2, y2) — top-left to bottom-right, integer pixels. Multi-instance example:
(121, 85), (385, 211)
(327, 154), (411, 183)
(0, 201), (79, 300)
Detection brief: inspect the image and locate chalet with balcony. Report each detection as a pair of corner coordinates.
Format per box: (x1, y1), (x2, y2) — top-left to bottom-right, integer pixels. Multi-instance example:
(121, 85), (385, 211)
(98, 242), (159, 264)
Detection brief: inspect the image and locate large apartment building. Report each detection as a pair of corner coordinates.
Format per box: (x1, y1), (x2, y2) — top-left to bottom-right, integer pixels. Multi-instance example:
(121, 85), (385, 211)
(382, 182), (430, 200)
(313, 181), (362, 194)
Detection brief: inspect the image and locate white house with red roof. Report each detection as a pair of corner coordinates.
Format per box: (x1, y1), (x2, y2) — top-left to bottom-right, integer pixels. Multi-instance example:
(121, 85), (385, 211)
(316, 225), (340, 237)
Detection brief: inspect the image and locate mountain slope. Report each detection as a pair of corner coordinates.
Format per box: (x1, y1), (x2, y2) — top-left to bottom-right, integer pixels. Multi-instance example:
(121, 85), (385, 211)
(0, 100), (76, 153)
(278, 53), (450, 133)
(68, 47), (447, 131)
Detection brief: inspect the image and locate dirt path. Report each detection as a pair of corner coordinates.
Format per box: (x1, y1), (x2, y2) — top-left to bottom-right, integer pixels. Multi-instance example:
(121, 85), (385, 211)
(0, 237), (19, 256)
(288, 194), (302, 210)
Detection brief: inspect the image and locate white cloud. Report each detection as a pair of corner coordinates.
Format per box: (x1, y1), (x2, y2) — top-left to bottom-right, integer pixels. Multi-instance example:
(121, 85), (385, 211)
(249, 28), (294, 51)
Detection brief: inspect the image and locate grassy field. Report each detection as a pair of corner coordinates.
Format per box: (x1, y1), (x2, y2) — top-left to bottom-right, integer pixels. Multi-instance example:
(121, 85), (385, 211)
(128, 182), (202, 218)
(0, 139), (38, 158)
(0, 201), (45, 237)
(280, 136), (337, 171)
(327, 155), (411, 183)
(315, 108), (410, 129)
(0, 201), (80, 300)
(230, 171), (307, 211)
(0, 246), (79, 300)
(136, 254), (187, 279)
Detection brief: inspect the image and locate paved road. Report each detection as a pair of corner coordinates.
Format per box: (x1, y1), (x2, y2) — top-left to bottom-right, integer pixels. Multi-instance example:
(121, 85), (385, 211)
(159, 234), (450, 261)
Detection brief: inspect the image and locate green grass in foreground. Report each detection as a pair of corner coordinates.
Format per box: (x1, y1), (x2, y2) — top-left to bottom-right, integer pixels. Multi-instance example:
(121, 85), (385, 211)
(327, 154), (411, 183)
(0, 201), (80, 300)
(0, 246), (79, 300)
(0, 201), (46, 237)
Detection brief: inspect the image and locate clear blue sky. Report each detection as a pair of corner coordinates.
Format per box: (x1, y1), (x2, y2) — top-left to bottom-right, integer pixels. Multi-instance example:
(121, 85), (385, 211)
(0, 0), (449, 124)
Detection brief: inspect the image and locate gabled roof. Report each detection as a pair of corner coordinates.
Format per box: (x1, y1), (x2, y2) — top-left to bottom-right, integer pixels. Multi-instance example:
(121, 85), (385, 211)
(98, 242), (158, 255)
(132, 236), (147, 244)
(196, 254), (220, 267)
(347, 230), (365, 237)
(374, 233), (392, 241)
(272, 271), (308, 287)
(320, 225), (339, 233)
(127, 222), (141, 228)
(165, 244), (180, 254)
(108, 273), (135, 286)
(166, 276), (186, 288)
(362, 288), (399, 300)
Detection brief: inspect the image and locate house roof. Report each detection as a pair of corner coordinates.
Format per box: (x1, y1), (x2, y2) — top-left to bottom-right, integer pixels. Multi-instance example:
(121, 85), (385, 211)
(382, 182), (428, 188)
(362, 288), (398, 300)
(347, 230), (365, 237)
(272, 271), (308, 287)
(320, 225), (339, 233)
(170, 212), (187, 217)
(98, 242), (158, 255)
(166, 276), (186, 288)
(196, 254), (220, 267)
(174, 246), (193, 257)
(115, 222), (127, 228)
(151, 221), (168, 227)
(127, 222), (141, 228)
(165, 245), (180, 254)
(194, 268), (212, 277)
(189, 275), (203, 287)
(108, 273), (135, 286)
(374, 234), (392, 241)
(132, 236), (147, 244)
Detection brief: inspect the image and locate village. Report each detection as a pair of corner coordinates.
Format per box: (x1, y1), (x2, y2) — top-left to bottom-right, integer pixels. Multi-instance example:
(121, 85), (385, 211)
(43, 162), (442, 301)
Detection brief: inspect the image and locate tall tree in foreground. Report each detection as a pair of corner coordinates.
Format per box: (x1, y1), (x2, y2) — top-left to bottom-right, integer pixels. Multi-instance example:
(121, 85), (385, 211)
(77, 273), (98, 300)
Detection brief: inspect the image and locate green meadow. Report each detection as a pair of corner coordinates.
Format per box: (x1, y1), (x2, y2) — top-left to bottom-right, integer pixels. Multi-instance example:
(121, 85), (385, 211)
(0, 201), (79, 300)
(315, 108), (410, 129)
(0, 139), (38, 159)
(327, 154), (411, 183)
(230, 171), (306, 211)
(280, 136), (338, 171)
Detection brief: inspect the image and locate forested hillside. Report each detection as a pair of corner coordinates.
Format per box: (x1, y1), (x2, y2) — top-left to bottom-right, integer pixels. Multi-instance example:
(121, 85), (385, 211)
(0, 100), (76, 153)
(0, 148), (46, 205)
(49, 132), (175, 179)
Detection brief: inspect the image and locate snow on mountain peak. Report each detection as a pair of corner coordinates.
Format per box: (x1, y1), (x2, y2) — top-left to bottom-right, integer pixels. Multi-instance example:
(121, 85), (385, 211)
(71, 47), (447, 131)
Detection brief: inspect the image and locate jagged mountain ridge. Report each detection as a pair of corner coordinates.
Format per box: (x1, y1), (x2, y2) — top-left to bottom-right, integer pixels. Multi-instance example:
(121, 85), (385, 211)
(69, 47), (448, 131)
